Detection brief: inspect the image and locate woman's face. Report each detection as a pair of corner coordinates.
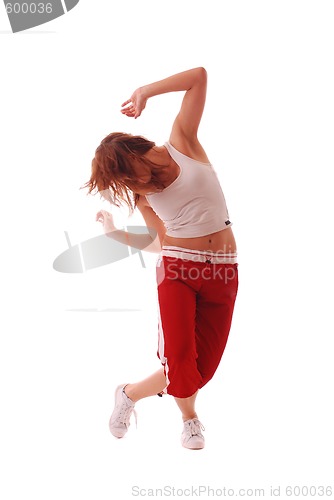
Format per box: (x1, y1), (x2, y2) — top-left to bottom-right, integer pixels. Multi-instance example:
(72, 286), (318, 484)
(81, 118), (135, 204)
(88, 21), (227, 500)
(123, 157), (155, 195)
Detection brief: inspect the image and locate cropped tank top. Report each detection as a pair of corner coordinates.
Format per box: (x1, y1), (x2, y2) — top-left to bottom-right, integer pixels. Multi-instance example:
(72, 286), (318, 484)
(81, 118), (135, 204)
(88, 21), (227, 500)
(145, 142), (232, 238)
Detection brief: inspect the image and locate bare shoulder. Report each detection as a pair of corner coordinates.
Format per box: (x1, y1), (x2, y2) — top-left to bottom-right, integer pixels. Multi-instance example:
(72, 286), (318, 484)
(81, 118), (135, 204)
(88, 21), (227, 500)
(168, 137), (211, 164)
(137, 195), (151, 209)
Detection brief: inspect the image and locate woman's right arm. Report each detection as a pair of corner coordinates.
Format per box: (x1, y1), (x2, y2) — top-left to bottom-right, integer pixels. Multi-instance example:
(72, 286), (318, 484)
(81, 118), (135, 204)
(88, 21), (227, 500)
(96, 197), (165, 253)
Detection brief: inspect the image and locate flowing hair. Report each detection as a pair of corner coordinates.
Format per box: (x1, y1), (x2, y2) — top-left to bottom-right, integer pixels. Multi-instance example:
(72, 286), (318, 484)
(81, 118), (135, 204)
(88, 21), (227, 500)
(82, 132), (167, 211)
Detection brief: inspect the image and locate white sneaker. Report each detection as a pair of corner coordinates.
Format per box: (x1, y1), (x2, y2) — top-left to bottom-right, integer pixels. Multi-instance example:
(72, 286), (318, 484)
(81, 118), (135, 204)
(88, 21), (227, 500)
(181, 418), (205, 449)
(109, 384), (137, 438)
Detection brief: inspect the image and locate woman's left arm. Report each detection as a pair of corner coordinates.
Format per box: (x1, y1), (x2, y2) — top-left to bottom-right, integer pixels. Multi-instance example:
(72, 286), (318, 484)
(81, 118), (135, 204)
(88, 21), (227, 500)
(121, 67), (207, 143)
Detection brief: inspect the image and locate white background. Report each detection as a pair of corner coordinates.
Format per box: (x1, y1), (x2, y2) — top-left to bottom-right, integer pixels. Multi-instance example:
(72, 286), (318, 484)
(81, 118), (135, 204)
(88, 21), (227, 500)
(1, 1), (334, 498)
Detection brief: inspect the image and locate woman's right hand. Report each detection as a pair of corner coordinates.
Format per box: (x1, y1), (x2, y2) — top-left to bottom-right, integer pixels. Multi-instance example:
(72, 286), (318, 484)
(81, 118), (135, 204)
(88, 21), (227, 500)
(96, 210), (117, 234)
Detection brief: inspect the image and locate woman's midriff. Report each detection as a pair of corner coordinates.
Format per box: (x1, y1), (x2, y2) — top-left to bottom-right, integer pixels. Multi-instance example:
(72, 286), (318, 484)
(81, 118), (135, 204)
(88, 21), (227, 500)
(162, 227), (237, 254)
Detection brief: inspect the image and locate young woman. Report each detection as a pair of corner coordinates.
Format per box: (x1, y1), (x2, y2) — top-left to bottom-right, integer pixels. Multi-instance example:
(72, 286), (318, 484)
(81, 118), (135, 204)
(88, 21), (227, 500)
(84, 67), (239, 450)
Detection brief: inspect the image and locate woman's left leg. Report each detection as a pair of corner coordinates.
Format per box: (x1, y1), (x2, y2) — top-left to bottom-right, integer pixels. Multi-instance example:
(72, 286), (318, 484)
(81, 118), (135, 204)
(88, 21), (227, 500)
(173, 262), (238, 449)
(174, 390), (199, 421)
(195, 263), (239, 389)
(174, 390), (205, 450)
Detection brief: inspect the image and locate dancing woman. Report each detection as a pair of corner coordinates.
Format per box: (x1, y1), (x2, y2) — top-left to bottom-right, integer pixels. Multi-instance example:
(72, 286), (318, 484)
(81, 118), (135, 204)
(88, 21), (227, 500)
(84, 67), (238, 449)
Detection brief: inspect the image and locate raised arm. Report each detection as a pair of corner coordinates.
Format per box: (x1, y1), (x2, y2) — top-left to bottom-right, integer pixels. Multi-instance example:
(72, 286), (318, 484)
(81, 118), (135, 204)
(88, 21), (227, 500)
(121, 67), (207, 145)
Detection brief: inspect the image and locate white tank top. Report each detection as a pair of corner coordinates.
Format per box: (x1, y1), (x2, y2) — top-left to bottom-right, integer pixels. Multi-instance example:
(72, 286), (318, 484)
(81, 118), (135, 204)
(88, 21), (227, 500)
(145, 142), (232, 238)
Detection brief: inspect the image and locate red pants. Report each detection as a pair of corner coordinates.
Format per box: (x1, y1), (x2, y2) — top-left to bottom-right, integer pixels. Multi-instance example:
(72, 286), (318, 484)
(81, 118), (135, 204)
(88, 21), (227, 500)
(156, 248), (239, 398)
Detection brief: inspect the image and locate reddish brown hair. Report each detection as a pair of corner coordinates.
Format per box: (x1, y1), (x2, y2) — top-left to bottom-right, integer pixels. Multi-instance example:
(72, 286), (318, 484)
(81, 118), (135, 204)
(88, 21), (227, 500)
(83, 132), (167, 211)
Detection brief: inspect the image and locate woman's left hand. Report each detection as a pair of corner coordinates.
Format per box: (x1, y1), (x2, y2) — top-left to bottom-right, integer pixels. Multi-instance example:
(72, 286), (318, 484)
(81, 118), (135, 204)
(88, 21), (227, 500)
(121, 87), (147, 119)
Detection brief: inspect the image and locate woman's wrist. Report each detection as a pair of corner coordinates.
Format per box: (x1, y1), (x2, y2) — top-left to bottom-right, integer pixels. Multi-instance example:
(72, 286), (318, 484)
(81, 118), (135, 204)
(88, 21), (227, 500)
(140, 84), (151, 100)
(104, 225), (117, 235)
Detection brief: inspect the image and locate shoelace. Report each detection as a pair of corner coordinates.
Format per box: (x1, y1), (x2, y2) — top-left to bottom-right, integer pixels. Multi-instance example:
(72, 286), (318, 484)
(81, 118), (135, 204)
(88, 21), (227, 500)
(117, 403), (138, 428)
(185, 419), (205, 437)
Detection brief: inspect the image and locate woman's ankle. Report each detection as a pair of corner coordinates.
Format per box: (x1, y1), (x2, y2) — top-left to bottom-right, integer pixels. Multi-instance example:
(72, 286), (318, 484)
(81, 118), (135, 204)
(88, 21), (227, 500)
(123, 384), (137, 403)
(182, 412), (198, 422)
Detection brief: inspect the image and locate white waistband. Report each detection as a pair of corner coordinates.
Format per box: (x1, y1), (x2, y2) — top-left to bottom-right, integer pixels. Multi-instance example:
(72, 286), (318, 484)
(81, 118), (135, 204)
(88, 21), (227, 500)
(161, 246), (238, 264)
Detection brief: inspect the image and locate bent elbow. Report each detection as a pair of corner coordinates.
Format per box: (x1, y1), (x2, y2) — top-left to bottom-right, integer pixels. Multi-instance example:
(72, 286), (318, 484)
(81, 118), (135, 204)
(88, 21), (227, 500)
(196, 67), (207, 82)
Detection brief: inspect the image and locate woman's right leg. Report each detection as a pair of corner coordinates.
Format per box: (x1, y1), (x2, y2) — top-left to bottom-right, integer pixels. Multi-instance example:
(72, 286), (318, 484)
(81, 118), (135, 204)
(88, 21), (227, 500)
(124, 368), (167, 402)
(109, 370), (166, 439)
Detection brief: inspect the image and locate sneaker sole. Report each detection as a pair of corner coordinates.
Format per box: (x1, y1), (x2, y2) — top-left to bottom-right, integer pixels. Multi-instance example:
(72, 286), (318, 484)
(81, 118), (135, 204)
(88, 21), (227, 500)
(182, 442), (205, 450)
